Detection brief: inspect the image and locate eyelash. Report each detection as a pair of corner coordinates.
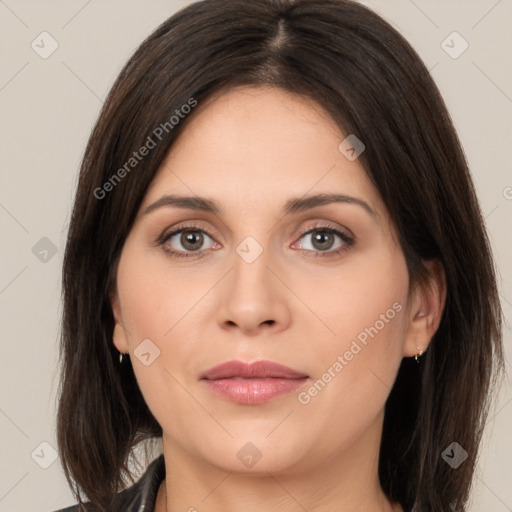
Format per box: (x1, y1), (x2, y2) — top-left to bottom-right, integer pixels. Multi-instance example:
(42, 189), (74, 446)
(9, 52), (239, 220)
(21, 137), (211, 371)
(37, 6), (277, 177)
(157, 222), (354, 259)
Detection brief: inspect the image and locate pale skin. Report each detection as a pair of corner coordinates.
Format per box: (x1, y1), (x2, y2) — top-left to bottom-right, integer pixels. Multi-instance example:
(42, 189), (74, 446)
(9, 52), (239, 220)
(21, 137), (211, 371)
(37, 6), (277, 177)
(111, 86), (446, 512)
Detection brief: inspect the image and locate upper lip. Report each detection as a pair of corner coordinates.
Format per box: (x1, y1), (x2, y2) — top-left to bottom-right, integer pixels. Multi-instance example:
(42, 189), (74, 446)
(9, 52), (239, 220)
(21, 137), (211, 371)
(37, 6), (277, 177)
(200, 360), (308, 380)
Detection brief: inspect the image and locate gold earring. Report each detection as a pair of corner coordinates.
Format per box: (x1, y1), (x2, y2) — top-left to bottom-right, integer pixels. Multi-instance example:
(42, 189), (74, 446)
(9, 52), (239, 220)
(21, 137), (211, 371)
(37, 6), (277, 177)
(414, 346), (423, 363)
(119, 352), (124, 363)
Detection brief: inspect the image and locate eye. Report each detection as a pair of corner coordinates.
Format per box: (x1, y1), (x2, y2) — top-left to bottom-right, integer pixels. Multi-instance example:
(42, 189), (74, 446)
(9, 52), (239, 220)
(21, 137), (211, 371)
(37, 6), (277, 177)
(159, 225), (219, 257)
(294, 225), (354, 256)
(157, 222), (353, 258)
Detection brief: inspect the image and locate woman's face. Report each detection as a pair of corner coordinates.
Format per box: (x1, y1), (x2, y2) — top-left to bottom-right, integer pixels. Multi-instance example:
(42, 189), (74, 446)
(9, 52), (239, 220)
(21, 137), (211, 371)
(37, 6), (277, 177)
(111, 86), (421, 475)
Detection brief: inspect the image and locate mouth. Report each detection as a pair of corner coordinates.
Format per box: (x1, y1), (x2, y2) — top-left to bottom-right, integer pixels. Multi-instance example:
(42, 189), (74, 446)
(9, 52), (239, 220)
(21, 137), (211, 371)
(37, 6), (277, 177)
(200, 360), (309, 405)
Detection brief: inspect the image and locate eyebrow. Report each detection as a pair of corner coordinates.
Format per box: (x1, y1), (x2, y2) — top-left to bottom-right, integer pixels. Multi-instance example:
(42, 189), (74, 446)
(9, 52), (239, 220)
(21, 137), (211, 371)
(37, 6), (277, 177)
(142, 193), (376, 218)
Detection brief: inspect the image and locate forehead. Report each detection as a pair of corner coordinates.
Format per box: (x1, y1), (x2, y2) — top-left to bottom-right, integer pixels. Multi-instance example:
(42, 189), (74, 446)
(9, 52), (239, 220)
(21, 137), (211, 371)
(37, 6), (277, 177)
(140, 86), (386, 219)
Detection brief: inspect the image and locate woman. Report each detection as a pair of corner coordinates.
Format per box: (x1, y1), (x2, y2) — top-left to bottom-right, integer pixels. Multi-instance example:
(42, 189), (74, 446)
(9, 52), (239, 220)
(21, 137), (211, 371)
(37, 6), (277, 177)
(55, 0), (504, 511)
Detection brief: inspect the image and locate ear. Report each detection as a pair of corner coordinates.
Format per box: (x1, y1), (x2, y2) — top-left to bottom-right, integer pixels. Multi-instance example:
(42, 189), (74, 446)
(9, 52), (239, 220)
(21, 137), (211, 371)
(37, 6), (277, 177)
(110, 289), (129, 354)
(403, 259), (446, 358)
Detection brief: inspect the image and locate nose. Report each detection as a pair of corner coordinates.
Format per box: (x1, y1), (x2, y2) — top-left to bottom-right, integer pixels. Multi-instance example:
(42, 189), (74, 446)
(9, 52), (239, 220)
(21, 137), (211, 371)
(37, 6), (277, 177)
(216, 248), (291, 336)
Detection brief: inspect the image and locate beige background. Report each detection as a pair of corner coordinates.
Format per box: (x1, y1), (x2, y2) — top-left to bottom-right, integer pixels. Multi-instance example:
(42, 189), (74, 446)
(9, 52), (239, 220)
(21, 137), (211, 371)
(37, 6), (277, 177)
(0, 1), (511, 511)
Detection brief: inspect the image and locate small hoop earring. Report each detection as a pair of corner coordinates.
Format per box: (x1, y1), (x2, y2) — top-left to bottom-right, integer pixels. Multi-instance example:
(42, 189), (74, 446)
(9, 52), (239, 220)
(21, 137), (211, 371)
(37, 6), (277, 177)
(119, 352), (124, 363)
(414, 346), (423, 363)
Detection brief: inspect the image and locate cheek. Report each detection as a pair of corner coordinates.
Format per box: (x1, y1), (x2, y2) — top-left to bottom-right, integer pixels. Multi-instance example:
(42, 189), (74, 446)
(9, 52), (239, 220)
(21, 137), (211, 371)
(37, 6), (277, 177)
(298, 241), (409, 350)
(116, 244), (206, 343)
(298, 246), (409, 412)
(115, 245), (214, 419)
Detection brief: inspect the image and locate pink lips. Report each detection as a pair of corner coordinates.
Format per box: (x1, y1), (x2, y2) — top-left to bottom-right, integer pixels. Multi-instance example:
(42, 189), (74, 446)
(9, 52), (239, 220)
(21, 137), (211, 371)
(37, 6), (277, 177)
(200, 360), (309, 405)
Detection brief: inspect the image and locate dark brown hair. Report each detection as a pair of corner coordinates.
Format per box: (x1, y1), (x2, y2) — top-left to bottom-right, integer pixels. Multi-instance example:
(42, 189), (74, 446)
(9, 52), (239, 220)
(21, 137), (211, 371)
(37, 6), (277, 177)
(57, 0), (504, 510)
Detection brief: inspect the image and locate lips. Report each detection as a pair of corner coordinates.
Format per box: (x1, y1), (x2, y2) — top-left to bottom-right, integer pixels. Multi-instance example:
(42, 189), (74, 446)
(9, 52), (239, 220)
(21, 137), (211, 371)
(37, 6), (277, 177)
(200, 360), (309, 405)
(200, 360), (308, 380)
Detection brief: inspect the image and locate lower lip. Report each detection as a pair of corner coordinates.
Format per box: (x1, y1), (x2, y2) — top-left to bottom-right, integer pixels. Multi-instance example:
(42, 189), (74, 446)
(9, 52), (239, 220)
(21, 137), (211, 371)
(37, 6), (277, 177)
(202, 377), (309, 404)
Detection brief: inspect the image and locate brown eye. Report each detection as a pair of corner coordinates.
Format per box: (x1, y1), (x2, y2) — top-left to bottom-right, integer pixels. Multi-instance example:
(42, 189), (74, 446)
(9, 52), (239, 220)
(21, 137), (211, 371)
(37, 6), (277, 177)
(163, 227), (216, 255)
(298, 228), (347, 252)
(180, 230), (205, 251)
(310, 231), (336, 251)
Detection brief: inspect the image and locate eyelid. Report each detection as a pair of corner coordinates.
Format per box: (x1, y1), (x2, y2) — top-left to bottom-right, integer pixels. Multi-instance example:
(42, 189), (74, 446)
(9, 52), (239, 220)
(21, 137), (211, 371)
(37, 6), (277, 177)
(295, 221), (353, 241)
(157, 221), (218, 243)
(291, 222), (354, 255)
(157, 220), (355, 258)
(156, 222), (220, 258)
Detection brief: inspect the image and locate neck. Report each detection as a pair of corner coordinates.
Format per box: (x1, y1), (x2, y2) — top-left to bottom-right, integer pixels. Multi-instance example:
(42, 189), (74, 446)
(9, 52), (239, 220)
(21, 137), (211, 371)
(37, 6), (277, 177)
(155, 411), (402, 512)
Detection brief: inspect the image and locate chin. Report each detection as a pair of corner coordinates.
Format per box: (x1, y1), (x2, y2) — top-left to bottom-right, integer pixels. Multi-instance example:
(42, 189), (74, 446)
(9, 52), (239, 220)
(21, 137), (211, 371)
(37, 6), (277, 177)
(194, 433), (313, 475)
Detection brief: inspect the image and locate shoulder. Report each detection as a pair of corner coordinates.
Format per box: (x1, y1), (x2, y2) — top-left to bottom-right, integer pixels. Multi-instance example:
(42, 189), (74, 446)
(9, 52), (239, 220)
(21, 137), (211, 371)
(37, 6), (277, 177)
(51, 454), (165, 512)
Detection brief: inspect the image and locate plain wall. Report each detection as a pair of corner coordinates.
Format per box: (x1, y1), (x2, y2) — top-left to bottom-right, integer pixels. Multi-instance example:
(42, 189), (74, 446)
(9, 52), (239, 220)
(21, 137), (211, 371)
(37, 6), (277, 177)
(0, 1), (510, 511)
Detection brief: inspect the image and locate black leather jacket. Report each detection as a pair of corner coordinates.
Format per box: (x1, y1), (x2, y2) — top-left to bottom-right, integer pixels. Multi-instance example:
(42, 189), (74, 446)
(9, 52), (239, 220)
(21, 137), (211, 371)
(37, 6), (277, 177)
(54, 455), (165, 512)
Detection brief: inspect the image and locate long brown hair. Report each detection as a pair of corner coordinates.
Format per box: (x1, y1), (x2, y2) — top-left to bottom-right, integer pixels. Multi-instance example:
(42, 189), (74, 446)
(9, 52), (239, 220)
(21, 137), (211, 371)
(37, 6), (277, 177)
(57, 1), (504, 510)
